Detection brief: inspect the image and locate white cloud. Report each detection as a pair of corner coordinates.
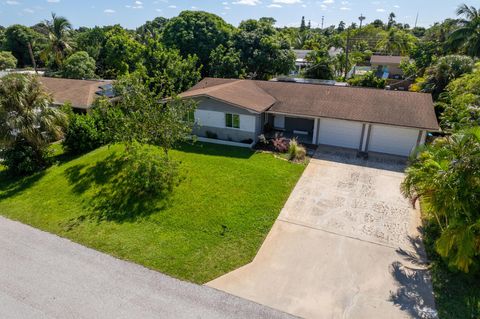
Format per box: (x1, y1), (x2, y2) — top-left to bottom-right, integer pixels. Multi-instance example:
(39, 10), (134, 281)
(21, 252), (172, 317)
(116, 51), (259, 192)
(232, 0), (261, 5)
(104, 8), (115, 13)
(267, 4), (282, 7)
(23, 7), (34, 13)
(322, 0), (334, 3)
(376, 8), (385, 12)
(272, 0), (301, 4)
(6, 0), (20, 5)
(168, 5), (176, 8)
(339, 6), (350, 10)
(46, 0), (60, 3)
(393, 5), (400, 8)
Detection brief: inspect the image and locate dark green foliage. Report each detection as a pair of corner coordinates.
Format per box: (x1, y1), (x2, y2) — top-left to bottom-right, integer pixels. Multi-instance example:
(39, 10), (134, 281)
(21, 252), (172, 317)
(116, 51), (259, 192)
(162, 11), (233, 75)
(61, 51), (96, 79)
(208, 44), (245, 78)
(140, 40), (201, 97)
(235, 18), (295, 80)
(347, 71), (386, 88)
(1, 139), (50, 175)
(421, 55), (474, 99)
(63, 114), (102, 154)
(304, 49), (334, 80)
(3, 24), (41, 67)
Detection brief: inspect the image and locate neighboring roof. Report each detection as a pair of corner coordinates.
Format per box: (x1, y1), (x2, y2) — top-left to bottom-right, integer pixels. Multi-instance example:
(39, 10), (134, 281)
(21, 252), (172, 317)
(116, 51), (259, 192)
(186, 78), (439, 131)
(180, 79), (276, 113)
(370, 55), (405, 65)
(293, 50), (312, 60)
(39, 77), (112, 110)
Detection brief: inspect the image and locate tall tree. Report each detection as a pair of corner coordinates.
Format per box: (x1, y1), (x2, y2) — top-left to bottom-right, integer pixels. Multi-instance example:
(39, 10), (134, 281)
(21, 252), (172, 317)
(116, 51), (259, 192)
(162, 11), (233, 76)
(448, 4), (480, 58)
(4, 25), (41, 68)
(402, 127), (480, 273)
(387, 12), (396, 29)
(358, 14), (366, 29)
(300, 16), (306, 32)
(38, 13), (73, 70)
(0, 74), (66, 174)
(234, 18), (295, 80)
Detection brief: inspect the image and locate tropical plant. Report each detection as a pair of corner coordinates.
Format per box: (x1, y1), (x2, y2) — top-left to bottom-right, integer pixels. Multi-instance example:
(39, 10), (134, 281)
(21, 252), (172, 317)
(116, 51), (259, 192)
(0, 74), (66, 174)
(304, 48), (334, 80)
(0, 51), (17, 70)
(401, 127), (480, 273)
(438, 62), (480, 131)
(208, 44), (245, 78)
(347, 71), (386, 88)
(38, 13), (73, 70)
(61, 51), (96, 79)
(420, 54), (475, 99)
(288, 138), (306, 161)
(376, 27), (417, 55)
(448, 4), (480, 57)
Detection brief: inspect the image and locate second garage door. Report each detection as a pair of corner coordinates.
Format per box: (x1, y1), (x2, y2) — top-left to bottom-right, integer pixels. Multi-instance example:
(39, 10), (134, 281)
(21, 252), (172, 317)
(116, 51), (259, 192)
(318, 118), (363, 149)
(368, 125), (420, 156)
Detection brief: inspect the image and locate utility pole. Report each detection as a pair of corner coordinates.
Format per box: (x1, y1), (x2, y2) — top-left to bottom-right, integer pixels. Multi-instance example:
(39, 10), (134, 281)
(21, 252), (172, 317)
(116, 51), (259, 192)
(344, 28), (350, 79)
(358, 14), (365, 29)
(414, 12), (419, 28)
(321, 16), (324, 29)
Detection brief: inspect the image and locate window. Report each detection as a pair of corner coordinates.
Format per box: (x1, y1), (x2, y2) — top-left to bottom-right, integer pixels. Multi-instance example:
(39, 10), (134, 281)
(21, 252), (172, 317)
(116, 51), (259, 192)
(225, 113), (240, 129)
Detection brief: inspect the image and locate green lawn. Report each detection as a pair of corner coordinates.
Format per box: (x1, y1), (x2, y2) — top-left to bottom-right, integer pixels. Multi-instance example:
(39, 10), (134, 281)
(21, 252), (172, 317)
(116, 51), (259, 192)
(0, 143), (305, 283)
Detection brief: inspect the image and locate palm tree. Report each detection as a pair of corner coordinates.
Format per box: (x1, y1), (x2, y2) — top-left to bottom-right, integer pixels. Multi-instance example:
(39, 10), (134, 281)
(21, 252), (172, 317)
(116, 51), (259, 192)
(0, 74), (66, 162)
(449, 4), (480, 57)
(358, 14), (366, 29)
(376, 28), (416, 55)
(39, 13), (73, 69)
(402, 127), (480, 273)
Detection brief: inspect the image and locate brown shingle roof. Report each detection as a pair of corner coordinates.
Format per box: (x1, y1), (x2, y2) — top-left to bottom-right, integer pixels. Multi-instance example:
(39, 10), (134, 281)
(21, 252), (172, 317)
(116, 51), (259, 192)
(186, 78), (439, 131)
(180, 80), (276, 113)
(370, 55), (405, 65)
(39, 77), (112, 110)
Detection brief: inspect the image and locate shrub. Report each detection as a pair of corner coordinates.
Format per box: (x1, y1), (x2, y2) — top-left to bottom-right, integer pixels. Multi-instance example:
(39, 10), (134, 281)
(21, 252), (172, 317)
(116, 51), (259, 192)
(63, 114), (101, 154)
(1, 139), (50, 175)
(272, 134), (289, 153)
(288, 138), (306, 161)
(206, 130), (218, 139)
(258, 134), (268, 145)
(348, 71), (386, 89)
(62, 51), (97, 80)
(0, 51), (17, 70)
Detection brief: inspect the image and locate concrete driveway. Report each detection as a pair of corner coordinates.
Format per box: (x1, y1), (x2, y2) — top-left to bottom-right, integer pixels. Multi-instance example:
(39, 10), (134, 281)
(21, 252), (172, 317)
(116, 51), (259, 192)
(208, 147), (437, 319)
(0, 216), (295, 319)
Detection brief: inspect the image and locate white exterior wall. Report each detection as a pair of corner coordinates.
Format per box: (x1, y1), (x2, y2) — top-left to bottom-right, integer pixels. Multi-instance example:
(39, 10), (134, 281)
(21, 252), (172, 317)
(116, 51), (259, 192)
(195, 109), (256, 132)
(368, 125), (420, 156)
(318, 118), (364, 149)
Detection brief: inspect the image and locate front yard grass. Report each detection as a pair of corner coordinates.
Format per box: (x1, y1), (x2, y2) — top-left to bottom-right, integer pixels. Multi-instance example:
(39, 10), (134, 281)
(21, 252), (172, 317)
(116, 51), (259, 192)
(0, 143), (305, 283)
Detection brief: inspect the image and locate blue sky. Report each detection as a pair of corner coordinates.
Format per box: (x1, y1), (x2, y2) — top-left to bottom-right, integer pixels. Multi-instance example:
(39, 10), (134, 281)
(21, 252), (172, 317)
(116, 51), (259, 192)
(0, 0), (468, 29)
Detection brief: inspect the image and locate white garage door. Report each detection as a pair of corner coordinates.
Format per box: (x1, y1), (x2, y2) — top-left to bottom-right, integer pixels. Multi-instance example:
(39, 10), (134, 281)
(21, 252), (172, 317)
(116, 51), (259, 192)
(318, 118), (363, 149)
(368, 125), (419, 156)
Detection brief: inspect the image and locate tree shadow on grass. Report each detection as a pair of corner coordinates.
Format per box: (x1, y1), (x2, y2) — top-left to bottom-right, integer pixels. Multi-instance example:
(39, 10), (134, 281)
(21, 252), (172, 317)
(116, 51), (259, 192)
(389, 233), (438, 319)
(0, 170), (46, 201)
(64, 152), (170, 225)
(176, 142), (254, 159)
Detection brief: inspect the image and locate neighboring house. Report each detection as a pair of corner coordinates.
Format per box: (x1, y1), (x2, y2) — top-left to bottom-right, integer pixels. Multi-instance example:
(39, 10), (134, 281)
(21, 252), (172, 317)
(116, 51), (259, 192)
(180, 78), (439, 157)
(39, 77), (114, 113)
(292, 50), (313, 75)
(370, 55), (406, 79)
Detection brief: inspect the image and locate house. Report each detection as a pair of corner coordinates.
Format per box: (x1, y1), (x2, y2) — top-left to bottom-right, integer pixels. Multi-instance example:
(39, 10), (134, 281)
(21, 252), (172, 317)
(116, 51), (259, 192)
(292, 50), (313, 75)
(179, 78), (439, 157)
(370, 55), (406, 79)
(39, 77), (114, 113)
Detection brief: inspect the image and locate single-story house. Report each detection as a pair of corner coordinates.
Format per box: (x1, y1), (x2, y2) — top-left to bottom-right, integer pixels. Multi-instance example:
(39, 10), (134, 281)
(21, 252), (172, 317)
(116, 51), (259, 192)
(370, 55), (406, 79)
(39, 77), (114, 113)
(180, 78), (439, 157)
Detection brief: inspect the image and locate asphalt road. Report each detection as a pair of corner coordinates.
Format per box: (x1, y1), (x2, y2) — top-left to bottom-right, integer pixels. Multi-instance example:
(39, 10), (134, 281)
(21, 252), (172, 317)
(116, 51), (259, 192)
(0, 216), (295, 319)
